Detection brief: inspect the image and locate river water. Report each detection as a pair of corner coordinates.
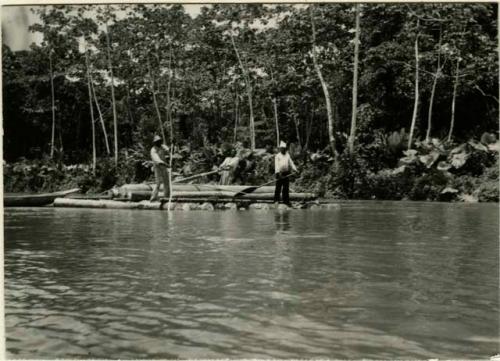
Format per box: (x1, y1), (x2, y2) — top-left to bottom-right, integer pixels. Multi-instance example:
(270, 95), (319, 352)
(4, 202), (499, 359)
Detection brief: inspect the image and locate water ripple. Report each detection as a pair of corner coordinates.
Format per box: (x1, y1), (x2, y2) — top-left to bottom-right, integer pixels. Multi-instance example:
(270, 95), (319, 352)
(4, 204), (499, 359)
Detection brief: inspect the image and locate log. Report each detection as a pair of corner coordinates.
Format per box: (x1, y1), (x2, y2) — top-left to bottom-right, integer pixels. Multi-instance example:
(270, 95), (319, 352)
(117, 183), (279, 197)
(54, 198), (144, 209)
(163, 198), (275, 204)
(53, 197), (323, 210)
(125, 190), (316, 202)
(68, 193), (113, 200)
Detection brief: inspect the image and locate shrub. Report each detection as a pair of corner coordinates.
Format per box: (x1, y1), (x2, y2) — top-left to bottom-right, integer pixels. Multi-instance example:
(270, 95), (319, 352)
(477, 180), (499, 202)
(365, 167), (414, 200)
(294, 161), (332, 197)
(330, 152), (371, 199)
(409, 169), (449, 201)
(358, 130), (403, 172)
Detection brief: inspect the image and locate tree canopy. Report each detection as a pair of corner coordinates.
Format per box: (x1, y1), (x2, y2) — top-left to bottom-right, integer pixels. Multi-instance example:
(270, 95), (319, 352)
(3, 3), (498, 163)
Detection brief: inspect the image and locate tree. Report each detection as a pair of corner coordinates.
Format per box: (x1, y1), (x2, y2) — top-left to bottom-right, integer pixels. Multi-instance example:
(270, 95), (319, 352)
(407, 18), (420, 150)
(30, 6), (77, 158)
(348, 4), (361, 153)
(85, 48), (97, 172)
(5, 3), (495, 166)
(309, 5), (335, 155)
(207, 4), (268, 150)
(102, 6), (119, 166)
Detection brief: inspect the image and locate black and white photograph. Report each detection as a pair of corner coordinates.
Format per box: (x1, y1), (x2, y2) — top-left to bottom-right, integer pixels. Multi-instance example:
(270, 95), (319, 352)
(2, 1), (499, 359)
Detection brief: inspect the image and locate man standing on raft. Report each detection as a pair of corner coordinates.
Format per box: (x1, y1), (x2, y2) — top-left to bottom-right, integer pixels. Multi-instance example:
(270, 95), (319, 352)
(150, 135), (171, 202)
(274, 141), (298, 207)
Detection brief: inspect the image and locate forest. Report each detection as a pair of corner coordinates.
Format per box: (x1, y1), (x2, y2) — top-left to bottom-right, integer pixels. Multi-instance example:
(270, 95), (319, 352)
(3, 3), (499, 202)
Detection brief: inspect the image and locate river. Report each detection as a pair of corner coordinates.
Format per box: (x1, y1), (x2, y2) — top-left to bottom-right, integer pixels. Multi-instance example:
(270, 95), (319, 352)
(4, 201), (499, 359)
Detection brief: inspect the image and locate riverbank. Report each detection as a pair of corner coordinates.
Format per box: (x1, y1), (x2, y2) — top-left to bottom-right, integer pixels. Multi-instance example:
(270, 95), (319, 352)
(4, 138), (499, 203)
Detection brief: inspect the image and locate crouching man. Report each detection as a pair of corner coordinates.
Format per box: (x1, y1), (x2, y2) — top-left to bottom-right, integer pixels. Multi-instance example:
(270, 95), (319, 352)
(150, 135), (171, 202)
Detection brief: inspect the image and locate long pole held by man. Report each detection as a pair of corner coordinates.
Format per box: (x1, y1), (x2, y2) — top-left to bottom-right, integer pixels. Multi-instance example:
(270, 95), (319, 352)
(150, 135), (171, 202)
(274, 141), (298, 207)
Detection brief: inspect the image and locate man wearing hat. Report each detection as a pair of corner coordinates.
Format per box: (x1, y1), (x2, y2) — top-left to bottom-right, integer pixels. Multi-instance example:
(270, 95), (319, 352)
(274, 141), (298, 206)
(150, 135), (171, 202)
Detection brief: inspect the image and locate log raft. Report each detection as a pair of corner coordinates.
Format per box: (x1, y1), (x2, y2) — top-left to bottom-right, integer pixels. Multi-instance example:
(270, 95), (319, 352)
(115, 184), (279, 197)
(116, 183), (316, 201)
(53, 198), (325, 210)
(54, 183), (320, 210)
(125, 190), (316, 202)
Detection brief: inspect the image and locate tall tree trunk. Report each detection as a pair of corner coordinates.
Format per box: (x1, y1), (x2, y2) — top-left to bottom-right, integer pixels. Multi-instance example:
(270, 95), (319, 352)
(166, 47), (173, 145)
(305, 107), (314, 150)
(310, 6), (335, 156)
(408, 20), (420, 150)
(125, 82), (134, 125)
(348, 3), (361, 154)
(269, 68), (280, 146)
(105, 17), (118, 166)
(272, 97), (279, 146)
(426, 74), (438, 143)
(426, 28), (442, 143)
(147, 58), (166, 143)
(49, 48), (56, 159)
(89, 70), (111, 155)
(58, 123), (63, 155)
(230, 33), (255, 150)
(166, 48), (175, 211)
(234, 94), (239, 143)
(85, 51), (96, 173)
(294, 114), (302, 148)
(447, 58), (460, 142)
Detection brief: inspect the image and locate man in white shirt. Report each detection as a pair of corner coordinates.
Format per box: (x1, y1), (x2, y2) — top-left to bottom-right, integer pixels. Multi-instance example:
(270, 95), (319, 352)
(274, 141), (298, 206)
(150, 135), (170, 202)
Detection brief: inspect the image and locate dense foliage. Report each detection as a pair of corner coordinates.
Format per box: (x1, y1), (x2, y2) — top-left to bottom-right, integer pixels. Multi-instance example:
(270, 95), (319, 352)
(3, 4), (498, 201)
(4, 136), (499, 202)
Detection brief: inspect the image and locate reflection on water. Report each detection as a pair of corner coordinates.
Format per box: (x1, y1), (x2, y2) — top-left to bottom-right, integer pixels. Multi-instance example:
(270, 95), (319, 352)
(275, 210), (291, 232)
(4, 202), (499, 359)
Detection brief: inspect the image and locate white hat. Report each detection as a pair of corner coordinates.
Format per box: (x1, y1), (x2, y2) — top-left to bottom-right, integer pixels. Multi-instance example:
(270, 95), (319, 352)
(279, 141), (287, 148)
(153, 135), (162, 143)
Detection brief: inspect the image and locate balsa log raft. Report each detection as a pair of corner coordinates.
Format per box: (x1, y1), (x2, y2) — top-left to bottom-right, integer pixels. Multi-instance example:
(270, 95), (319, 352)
(115, 183), (279, 197)
(125, 190), (316, 202)
(53, 198), (329, 210)
(113, 183), (316, 202)
(54, 198), (161, 210)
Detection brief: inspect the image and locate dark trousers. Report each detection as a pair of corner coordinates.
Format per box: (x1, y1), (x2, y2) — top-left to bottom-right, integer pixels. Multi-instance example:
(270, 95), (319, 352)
(274, 171), (290, 205)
